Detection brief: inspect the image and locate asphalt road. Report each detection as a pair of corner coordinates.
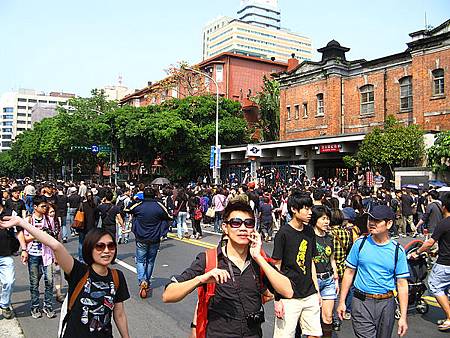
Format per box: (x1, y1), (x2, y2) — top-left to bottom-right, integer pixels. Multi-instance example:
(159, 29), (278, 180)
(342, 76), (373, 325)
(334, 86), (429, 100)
(7, 224), (449, 338)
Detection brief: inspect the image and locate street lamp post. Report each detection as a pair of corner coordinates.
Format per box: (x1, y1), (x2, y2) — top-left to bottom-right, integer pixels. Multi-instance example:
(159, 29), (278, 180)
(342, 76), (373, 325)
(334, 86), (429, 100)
(185, 67), (220, 185)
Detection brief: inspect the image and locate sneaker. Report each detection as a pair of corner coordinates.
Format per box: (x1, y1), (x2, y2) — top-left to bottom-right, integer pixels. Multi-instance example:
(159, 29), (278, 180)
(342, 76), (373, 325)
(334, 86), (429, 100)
(62, 238), (68, 243)
(343, 312), (351, 320)
(31, 308), (42, 319)
(42, 307), (56, 319)
(391, 235), (399, 240)
(139, 281), (149, 299)
(2, 306), (14, 319)
(190, 235), (196, 239)
(197, 235), (202, 239)
(332, 320), (341, 331)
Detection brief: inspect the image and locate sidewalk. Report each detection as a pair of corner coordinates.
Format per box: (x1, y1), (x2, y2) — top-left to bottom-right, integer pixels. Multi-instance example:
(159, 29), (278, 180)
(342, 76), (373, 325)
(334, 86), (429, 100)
(0, 316), (25, 338)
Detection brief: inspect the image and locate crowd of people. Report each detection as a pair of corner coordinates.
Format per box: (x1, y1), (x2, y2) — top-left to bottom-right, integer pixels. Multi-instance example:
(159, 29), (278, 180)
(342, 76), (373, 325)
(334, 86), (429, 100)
(0, 175), (448, 337)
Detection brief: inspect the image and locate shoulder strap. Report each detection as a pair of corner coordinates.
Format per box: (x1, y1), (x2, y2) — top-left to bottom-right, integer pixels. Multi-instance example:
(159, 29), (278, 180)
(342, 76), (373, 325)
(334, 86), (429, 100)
(393, 242), (400, 278)
(68, 270), (89, 311)
(196, 248), (218, 338)
(111, 269), (120, 290)
(358, 235), (368, 253)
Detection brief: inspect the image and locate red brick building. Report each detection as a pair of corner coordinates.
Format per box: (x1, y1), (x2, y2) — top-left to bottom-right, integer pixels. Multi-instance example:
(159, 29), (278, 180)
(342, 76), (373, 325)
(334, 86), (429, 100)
(277, 20), (450, 140)
(221, 20), (450, 181)
(120, 52), (287, 122)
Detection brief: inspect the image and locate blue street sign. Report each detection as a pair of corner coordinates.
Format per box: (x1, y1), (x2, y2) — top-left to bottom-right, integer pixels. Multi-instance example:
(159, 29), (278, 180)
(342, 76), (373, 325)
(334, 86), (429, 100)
(91, 145), (99, 154)
(216, 145), (221, 169)
(209, 146), (215, 169)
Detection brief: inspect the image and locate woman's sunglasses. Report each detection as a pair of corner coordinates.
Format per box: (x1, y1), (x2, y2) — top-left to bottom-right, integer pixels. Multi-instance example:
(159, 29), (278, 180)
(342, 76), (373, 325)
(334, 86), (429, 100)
(225, 218), (256, 229)
(94, 242), (116, 252)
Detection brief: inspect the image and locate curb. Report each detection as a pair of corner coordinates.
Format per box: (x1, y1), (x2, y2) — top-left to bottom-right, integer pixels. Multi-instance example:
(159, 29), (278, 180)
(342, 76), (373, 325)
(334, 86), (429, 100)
(0, 316), (25, 338)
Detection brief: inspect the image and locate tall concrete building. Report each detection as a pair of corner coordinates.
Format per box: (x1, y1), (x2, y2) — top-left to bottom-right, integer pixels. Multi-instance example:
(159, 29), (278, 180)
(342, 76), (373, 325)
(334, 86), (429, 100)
(202, 1), (312, 62)
(0, 89), (74, 151)
(238, 0), (280, 29)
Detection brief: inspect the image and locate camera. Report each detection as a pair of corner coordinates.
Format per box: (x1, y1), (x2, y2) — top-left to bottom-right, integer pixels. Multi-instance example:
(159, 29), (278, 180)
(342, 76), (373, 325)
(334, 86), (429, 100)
(246, 309), (265, 325)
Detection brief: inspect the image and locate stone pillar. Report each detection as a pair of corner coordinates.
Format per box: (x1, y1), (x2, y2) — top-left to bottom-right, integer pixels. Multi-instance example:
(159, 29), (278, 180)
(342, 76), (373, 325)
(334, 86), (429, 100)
(306, 159), (315, 179)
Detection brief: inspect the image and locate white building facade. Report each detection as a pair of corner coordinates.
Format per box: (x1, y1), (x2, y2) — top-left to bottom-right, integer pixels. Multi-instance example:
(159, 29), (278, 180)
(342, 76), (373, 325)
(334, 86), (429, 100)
(0, 89), (74, 151)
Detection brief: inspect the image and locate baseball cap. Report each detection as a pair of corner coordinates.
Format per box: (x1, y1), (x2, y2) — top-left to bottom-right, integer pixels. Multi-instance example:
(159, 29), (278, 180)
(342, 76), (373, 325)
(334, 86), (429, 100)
(367, 205), (395, 221)
(342, 207), (356, 221)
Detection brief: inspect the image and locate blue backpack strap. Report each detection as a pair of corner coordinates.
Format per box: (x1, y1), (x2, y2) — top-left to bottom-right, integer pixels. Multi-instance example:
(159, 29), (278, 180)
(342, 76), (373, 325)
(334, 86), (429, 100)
(393, 241), (400, 278)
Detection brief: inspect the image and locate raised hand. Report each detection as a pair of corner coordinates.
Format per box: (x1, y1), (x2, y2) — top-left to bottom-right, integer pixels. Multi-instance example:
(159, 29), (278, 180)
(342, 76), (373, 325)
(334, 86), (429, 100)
(198, 268), (231, 284)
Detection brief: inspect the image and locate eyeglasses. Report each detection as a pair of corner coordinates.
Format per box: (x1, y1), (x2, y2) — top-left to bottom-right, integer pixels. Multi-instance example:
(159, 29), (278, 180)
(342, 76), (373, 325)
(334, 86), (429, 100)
(94, 242), (116, 252)
(225, 218), (256, 229)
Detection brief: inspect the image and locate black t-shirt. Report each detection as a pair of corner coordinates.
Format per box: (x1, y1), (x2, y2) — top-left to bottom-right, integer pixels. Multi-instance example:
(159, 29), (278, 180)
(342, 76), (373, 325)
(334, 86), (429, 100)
(313, 234), (334, 274)
(401, 194), (414, 216)
(272, 223), (318, 299)
(68, 194), (83, 209)
(63, 259), (130, 338)
(97, 204), (120, 226)
(56, 194), (69, 217)
(4, 198), (26, 217)
(432, 216), (450, 266)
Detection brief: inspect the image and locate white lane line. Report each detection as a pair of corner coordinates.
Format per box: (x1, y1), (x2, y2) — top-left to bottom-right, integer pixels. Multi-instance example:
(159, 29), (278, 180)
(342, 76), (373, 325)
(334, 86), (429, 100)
(115, 258), (137, 274)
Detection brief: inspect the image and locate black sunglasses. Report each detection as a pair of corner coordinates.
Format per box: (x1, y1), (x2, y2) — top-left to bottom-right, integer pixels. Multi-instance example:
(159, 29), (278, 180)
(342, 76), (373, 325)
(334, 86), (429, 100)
(94, 241), (116, 252)
(226, 218), (256, 229)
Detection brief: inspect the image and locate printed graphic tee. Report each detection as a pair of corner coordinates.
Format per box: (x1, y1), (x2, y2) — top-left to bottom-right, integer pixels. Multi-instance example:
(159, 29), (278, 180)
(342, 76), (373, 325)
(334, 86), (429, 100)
(313, 234), (334, 274)
(63, 259), (130, 338)
(272, 223), (318, 299)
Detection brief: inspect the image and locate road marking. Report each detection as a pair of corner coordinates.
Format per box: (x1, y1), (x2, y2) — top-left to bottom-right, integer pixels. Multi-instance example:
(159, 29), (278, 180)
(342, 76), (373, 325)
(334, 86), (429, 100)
(115, 258), (137, 274)
(167, 233), (216, 249)
(422, 295), (441, 307)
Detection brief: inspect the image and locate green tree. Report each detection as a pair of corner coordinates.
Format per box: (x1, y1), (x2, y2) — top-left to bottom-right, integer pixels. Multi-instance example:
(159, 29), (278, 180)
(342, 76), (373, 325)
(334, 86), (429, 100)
(346, 115), (425, 176)
(427, 130), (450, 173)
(250, 76), (280, 141)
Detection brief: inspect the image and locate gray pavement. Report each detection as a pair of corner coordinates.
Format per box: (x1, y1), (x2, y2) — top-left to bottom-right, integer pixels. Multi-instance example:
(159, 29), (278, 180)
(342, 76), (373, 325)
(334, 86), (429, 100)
(4, 224), (449, 337)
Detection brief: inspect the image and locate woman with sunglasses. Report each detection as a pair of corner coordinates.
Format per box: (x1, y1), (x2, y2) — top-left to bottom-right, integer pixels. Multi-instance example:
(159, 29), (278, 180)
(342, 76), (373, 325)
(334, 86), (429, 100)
(163, 201), (293, 338)
(0, 215), (131, 338)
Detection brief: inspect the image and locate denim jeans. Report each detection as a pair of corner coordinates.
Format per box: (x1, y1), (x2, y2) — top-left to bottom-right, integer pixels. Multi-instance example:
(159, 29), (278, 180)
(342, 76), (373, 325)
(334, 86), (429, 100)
(25, 195), (34, 215)
(66, 208), (77, 230)
(60, 214), (69, 240)
(0, 256), (15, 308)
(176, 212), (188, 238)
(214, 211), (223, 233)
(135, 241), (160, 285)
(27, 255), (53, 309)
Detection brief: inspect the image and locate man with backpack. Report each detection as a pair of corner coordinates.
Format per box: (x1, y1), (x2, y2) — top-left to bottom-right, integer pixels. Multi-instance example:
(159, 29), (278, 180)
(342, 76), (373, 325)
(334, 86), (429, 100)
(337, 205), (410, 337)
(414, 190), (443, 235)
(97, 190), (124, 240)
(162, 201), (293, 338)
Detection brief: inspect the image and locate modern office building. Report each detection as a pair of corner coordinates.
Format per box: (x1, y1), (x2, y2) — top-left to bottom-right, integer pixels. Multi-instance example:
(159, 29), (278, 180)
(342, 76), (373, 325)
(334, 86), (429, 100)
(238, 0), (281, 29)
(0, 89), (74, 151)
(202, 1), (312, 62)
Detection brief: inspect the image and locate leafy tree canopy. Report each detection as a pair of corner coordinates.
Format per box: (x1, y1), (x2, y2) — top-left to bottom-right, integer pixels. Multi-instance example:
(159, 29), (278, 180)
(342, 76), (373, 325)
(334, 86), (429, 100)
(427, 130), (450, 173)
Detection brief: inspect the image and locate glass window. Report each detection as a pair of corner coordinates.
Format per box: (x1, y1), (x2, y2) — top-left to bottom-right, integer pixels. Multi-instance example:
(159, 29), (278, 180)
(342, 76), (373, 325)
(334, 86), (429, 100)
(360, 85), (374, 115)
(18, 98), (27, 102)
(303, 103), (308, 118)
(28, 99), (37, 103)
(17, 120), (26, 124)
(38, 100), (47, 103)
(2, 114), (13, 119)
(316, 93), (324, 116)
(2, 128), (12, 133)
(17, 128), (26, 131)
(17, 105), (26, 110)
(49, 101), (57, 104)
(2, 141), (11, 147)
(3, 107), (13, 113)
(216, 64), (224, 82)
(294, 105), (299, 119)
(399, 77), (413, 111)
(432, 69), (444, 96)
(2, 134), (11, 139)
(2, 122), (13, 126)
(286, 106), (291, 120)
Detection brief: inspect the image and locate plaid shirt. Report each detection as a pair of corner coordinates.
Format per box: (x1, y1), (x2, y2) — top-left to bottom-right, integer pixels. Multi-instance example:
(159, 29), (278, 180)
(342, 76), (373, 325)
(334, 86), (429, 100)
(331, 226), (352, 279)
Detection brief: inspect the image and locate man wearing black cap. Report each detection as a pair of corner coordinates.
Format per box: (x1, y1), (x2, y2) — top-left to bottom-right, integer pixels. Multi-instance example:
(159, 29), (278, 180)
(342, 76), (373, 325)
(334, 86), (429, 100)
(337, 205), (410, 337)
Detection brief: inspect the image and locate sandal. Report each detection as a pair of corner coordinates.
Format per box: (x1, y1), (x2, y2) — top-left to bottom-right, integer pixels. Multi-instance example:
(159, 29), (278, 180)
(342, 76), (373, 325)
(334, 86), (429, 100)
(438, 319), (450, 331)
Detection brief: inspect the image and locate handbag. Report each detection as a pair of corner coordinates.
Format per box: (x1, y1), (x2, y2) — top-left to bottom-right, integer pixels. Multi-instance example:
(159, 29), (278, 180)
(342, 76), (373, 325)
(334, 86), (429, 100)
(71, 203), (85, 229)
(205, 207), (215, 218)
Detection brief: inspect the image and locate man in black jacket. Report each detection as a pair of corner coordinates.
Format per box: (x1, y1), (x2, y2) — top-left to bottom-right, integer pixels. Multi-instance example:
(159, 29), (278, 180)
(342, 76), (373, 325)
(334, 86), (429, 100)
(126, 186), (171, 299)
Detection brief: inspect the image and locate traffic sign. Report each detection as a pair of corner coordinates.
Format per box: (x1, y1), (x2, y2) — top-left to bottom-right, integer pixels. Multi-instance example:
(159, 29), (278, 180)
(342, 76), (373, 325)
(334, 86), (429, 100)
(209, 146), (215, 169)
(99, 145), (112, 153)
(91, 145), (99, 154)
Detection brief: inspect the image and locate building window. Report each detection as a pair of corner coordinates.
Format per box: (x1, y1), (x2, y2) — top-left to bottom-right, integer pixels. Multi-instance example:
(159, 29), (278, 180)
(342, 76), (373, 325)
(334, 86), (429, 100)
(28, 99), (37, 103)
(3, 107), (13, 113)
(17, 120), (26, 124)
(216, 64), (224, 82)
(2, 114), (13, 119)
(360, 84), (374, 115)
(2, 141), (11, 147)
(294, 105), (299, 119)
(316, 93), (324, 116)
(432, 68), (444, 96)
(2, 122), (13, 126)
(2, 128), (12, 133)
(302, 103), (308, 118)
(399, 76), (412, 111)
(18, 98), (27, 102)
(286, 106), (291, 120)
(2, 134), (11, 139)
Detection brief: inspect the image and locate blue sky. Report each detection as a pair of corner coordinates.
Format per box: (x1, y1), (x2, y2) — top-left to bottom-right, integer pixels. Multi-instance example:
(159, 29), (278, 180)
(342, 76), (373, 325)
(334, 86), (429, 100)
(0, 0), (449, 97)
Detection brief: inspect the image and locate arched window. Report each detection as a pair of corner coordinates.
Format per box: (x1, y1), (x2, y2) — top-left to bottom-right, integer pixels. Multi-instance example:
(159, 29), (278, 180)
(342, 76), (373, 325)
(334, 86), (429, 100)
(316, 93), (324, 116)
(360, 85), (374, 115)
(432, 68), (444, 96)
(399, 76), (412, 111)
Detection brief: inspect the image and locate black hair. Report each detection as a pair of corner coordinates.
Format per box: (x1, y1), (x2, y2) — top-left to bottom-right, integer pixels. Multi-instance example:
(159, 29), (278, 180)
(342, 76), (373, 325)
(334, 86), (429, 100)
(32, 195), (47, 207)
(312, 189), (324, 201)
(310, 205), (331, 227)
(428, 190), (439, 200)
(222, 200), (254, 221)
(440, 193), (450, 212)
(144, 186), (157, 199)
(330, 208), (344, 226)
(240, 184), (248, 193)
(104, 190), (114, 202)
(82, 228), (117, 266)
(287, 191), (313, 217)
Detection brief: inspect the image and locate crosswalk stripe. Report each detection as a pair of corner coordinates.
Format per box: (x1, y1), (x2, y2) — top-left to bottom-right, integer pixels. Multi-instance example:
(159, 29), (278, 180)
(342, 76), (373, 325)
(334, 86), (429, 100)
(167, 233), (217, 249)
